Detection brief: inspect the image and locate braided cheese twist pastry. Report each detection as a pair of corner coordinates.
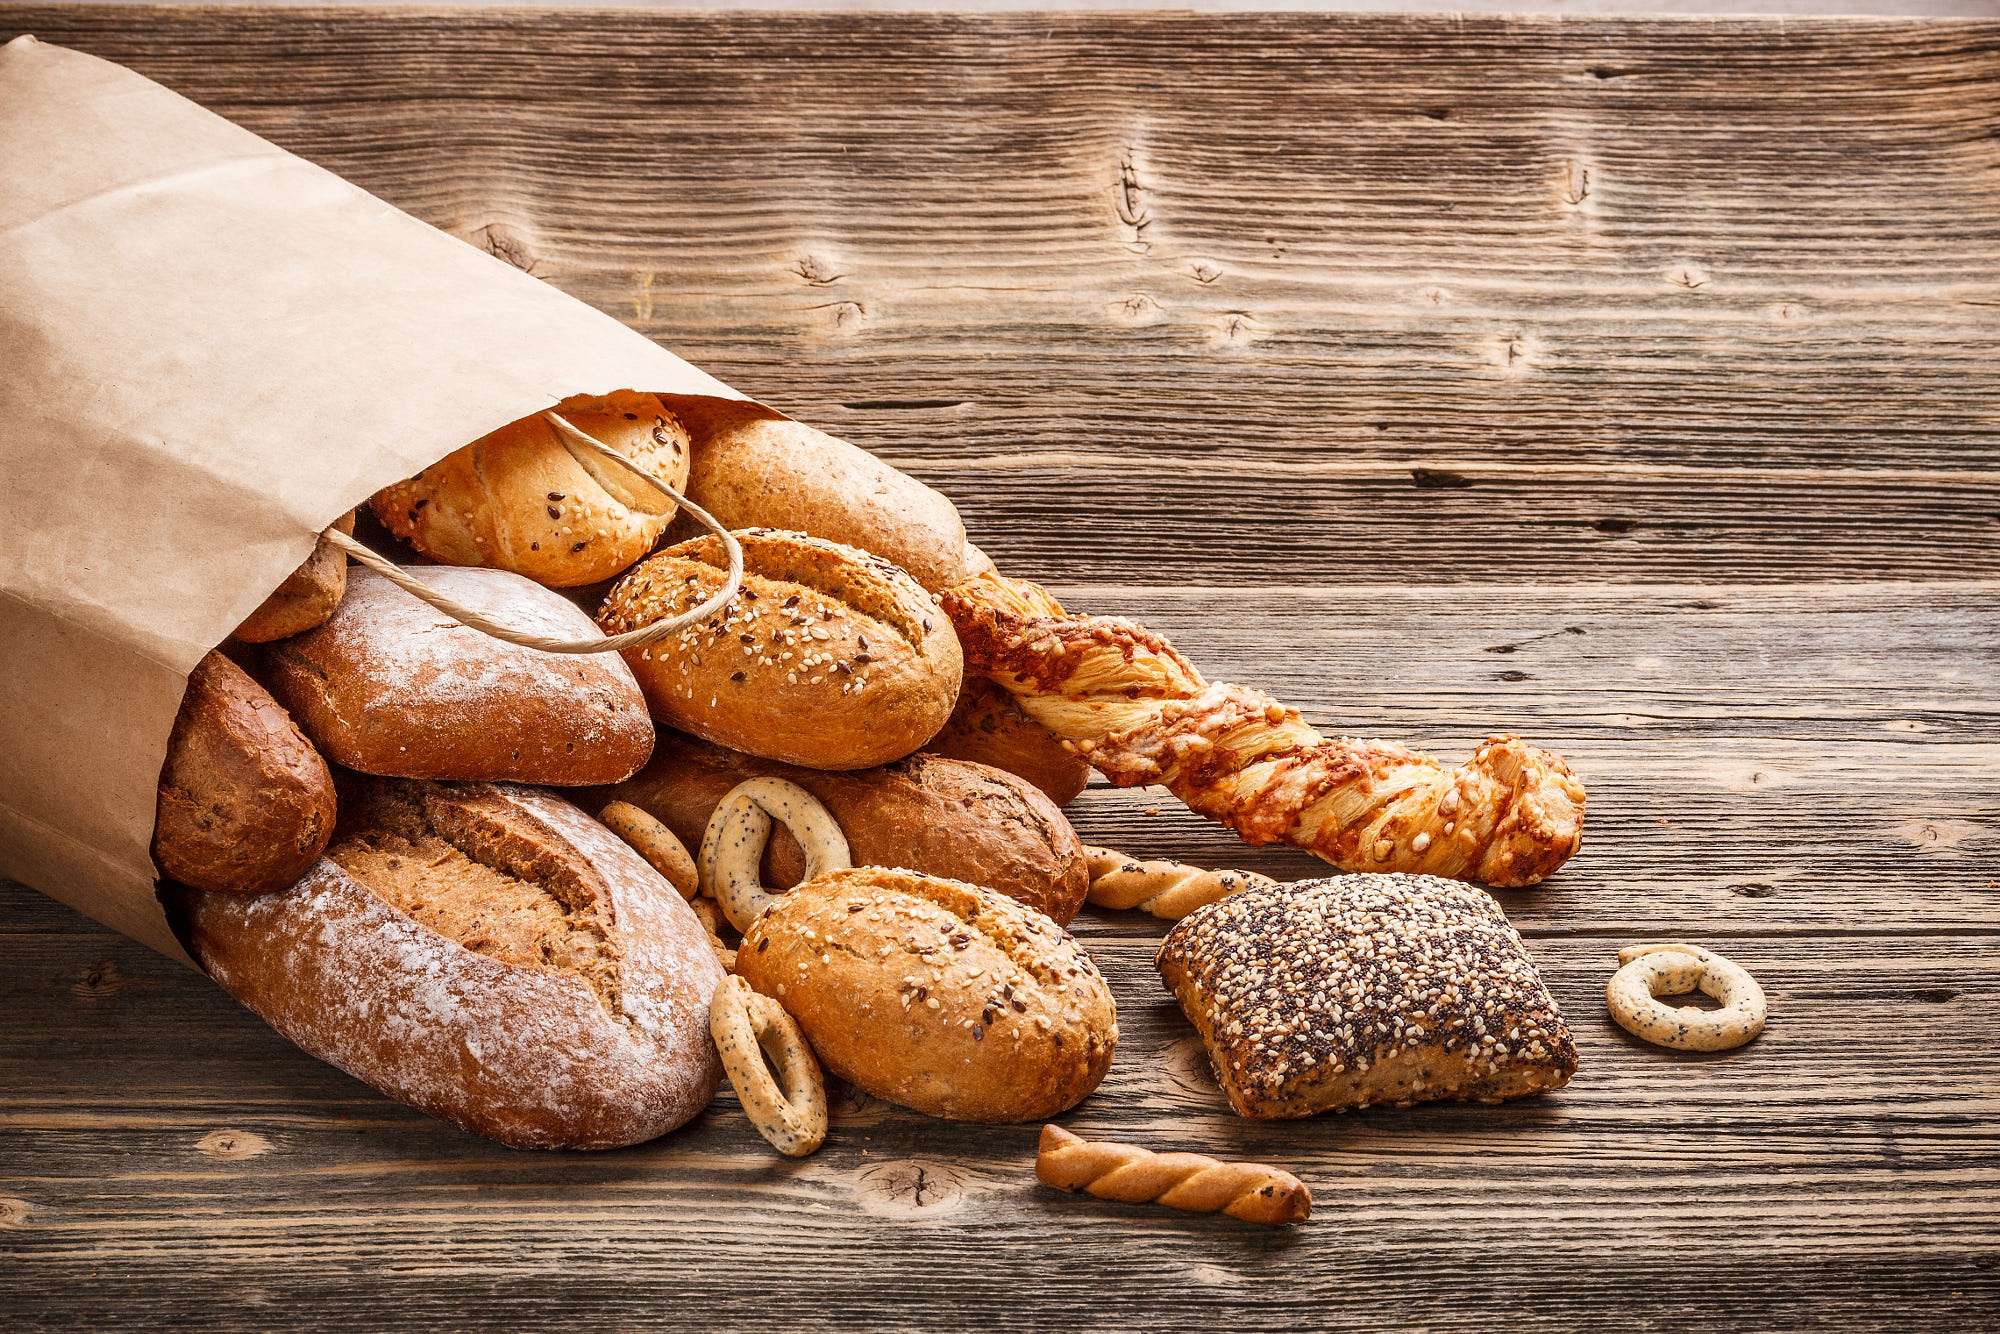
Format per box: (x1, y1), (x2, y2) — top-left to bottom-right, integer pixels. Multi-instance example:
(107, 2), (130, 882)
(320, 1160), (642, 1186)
(941, 573), (1586, 887)
(1035, 1124), (1310, 1226)
(1084, 845), (1278, 920)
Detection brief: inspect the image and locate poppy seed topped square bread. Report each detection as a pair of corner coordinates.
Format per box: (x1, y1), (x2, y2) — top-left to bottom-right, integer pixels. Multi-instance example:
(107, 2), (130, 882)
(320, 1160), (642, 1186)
(1156, 875), (1576, 1119)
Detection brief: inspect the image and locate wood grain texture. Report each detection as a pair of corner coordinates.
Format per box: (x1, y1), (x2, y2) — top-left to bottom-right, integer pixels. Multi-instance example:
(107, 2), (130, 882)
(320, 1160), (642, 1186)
(2, 7), (1997, 1331)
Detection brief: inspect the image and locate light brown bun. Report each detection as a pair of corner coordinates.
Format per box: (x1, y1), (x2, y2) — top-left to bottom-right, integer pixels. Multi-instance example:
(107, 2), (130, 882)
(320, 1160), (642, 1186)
(664, 395), (968, 592)
(735, 866), (1117, 1122)
(370, 391), (690, 588)
(153, 650), (337, 895)
(597, 528), (962, 770)
(230, 511), (355, 643)
(926, 675), (1091, 807)
(261, 565), (653, 785)
(168, 779), (726, 1150)
(590, 729), (1089, 924)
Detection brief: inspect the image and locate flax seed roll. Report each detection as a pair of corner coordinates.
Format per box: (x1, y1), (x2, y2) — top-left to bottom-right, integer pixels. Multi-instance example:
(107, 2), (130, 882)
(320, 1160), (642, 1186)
(597, 528), (962, 770)
(735, 866), (1117, 1123)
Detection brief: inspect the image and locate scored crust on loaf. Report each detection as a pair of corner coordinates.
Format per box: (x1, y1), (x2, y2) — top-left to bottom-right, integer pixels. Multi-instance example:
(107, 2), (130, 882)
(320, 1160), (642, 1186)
(1156, 875), (1576, 1119)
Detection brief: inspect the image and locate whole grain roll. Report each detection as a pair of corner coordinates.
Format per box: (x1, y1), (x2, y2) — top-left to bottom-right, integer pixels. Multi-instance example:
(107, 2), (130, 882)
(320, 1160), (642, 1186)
(736, 866), (1117, 1123)
(927, 676), (1091, 807)
(154, 650), (337, 895)
(230, 511), (354, 644)
(371, 391), (690, 588)
(590, 730), (1088, 924)
(664, 395), (968, 593)
(597, 528), (962, 770)
(261, 565), (654, 785)
(169, 778), (725, 1150)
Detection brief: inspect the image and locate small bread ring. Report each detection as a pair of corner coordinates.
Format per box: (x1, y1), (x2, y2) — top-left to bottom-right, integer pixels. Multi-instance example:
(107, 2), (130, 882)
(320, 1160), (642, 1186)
(1607, 942), (1767, 1052)
(710, 975), (827, 1157)
(698, 778), (851, 932)
(598, 801), (699, 899)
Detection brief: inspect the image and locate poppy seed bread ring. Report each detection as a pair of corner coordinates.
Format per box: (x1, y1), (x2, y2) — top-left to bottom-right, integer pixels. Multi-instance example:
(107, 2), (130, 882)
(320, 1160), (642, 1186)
(1606, 943), (1767, 1052)
(699, 777), (852, 931)
(709, 975), (827, 1157)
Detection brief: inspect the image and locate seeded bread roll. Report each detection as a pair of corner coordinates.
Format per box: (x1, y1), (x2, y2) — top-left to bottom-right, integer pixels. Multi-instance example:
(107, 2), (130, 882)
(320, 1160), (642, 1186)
(735, 866), (1117, 1122)
(590, 730), (1089, 924)
(261, 565), (653, 785)
(153, 650), (336, 895)
(371, 391), (690, 588)
(597, 528), (962, 770)
(1156, 875), (1577, 1119)
(168, 778), (725, 1149)
(230, 511), (355, 644)
(927, 676), (1091, 807)
(664, 395), (968, 593)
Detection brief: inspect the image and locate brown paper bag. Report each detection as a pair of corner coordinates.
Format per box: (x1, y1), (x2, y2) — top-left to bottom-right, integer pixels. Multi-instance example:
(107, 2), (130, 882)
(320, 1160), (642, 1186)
(0, 35), (747, 961)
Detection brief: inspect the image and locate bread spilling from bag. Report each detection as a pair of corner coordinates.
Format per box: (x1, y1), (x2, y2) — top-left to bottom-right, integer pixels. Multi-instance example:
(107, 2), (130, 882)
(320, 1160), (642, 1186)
(371, 391), (690, 588)
(153, 650), (337, 895)
(665, 395), (968, 593)
(597, 528), (961, 770)
(735, 866), (1117, 1122)
(926, 675), (1090, 807)
(590, 729), (1089, 924)
(1156, 875), (1577, 1119)
(168, 778), (726, 1150)
(259, 565), (654, 785)
(230, 510), (355, 644)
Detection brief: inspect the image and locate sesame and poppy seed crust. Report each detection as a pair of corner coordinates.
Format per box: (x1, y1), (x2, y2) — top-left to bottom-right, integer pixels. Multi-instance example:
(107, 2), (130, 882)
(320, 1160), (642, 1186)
(1156, 875), (1577, 1119)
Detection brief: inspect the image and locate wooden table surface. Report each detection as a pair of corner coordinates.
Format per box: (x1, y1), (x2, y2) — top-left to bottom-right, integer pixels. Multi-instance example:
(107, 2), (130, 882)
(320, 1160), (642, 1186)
(4, 6), (1997, 1329)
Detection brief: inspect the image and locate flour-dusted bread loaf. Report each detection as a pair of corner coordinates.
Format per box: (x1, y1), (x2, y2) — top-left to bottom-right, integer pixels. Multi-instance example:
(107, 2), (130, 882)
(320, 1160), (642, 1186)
(927, 675), (1091, 807)
(1157, 875), (1577, 1118)
(590, 729), (1089, 924)
(260, 565), (653, 785)
(153, 650), (336, 895)
(371, 391), (690, 588)
(664, 395), (968, 593)
(597, 528), (962, 770)
(736, 866), (1116, 1122)
(230, 511), (354, 644)
(169, 779), (725, 1149)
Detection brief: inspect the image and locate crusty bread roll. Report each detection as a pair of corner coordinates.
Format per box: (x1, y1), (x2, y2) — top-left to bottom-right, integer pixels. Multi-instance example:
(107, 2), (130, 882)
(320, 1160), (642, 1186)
(736, 866), (1117, 1122)
(1156, 875), (1578, 1118)
(261, 565), (653, 785)
(168, 778), (725, 1149)
(590, 729), (1089, 924)
(664, 395), (968, 593)
(926, 676), (1090, 807)
(371, 391), (690, 588)
(230, 511), (355, 643)
(153, 650), (336, 895)
(597, 528), (962, 770)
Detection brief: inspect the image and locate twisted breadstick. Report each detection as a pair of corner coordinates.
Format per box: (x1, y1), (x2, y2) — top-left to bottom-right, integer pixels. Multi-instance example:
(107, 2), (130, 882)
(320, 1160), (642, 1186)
(1085, 845), (1277, 920)
(1035, 1124), (1310, 1225)
(942, 573), (1586, 887)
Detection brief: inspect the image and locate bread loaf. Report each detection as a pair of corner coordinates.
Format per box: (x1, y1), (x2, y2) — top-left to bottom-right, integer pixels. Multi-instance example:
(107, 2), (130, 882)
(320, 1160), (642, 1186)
(169, 778), (725, 1149)
(153, 650), (336, 895)
(664, 395), (968, 592)
(261, 565), (654, 785)
(230, 511), (354, 643)
(590, 730), (1089, 924)
(927, 676), (1090, 807)
(597, 528), (961, 770)
(736, 866), (1117, 1122)
(371, 391), (689, 588)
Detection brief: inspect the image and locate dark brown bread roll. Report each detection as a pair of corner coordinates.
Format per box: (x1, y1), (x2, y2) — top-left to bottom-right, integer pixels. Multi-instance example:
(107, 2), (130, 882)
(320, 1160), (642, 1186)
(153, 650), (336, 895)
(597, 528), (961, 771)
(926, 675), (1090, 807)
(589, 730), (1089, 924)
(261, 565), (654, 785)
(736, 866), (1117, 1123)
(230, 511), (355, 644)
(169, 778), (725, 1149)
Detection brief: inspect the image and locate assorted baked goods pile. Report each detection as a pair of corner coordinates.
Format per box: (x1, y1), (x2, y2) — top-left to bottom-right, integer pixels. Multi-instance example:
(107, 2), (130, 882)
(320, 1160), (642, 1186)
(146, 388), (1765, 1222)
